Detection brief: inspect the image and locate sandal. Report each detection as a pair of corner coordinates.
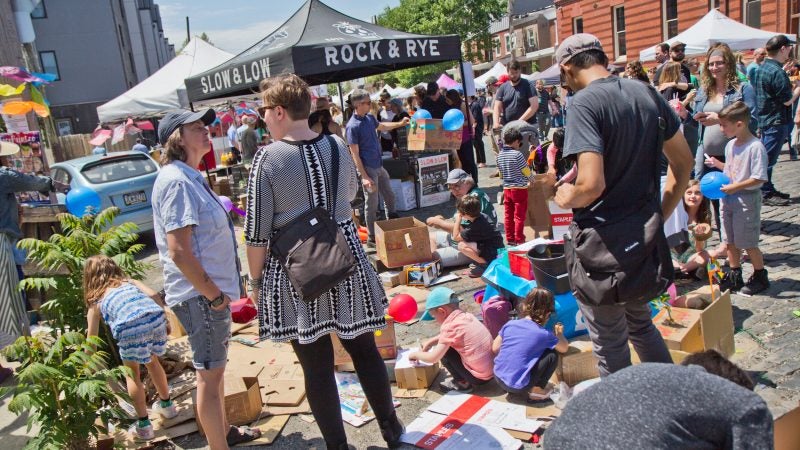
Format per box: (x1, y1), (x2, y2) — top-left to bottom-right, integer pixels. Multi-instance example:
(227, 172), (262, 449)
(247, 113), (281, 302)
(527, 387), (553, 403)
(467, 264), (487, 278)
(226, 425), (261, 446)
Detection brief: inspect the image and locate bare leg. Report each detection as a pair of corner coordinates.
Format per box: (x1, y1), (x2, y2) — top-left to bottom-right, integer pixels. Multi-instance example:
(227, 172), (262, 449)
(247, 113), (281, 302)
(144, 355), (170, 402)
(746, 247), (764, 271)
(196, 366), (229, 450)
(727, 244), (741, 268)
(457, 242), (486, 265)
(122, 360), (147, 419)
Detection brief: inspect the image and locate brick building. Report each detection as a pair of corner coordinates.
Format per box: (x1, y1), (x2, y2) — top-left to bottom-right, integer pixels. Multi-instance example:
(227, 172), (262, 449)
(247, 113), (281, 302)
(554, 0), (797, 64)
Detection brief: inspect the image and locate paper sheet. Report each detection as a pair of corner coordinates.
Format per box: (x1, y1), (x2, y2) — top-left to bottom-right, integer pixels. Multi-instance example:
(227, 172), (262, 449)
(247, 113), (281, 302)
(395, 347), (434, 369)
(400, 411), (521, 450)
(427, 392), (544, 433)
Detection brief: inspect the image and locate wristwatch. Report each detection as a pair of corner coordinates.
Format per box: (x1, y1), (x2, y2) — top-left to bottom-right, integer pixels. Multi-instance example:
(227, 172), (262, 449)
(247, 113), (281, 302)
(207, 292), (226, 308)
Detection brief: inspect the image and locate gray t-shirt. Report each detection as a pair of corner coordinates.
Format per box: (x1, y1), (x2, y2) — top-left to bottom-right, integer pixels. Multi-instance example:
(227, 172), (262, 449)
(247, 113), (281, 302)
(724, 136), (768, 190)
(701, 101), (728, 157)
(495, 80), (535, 125)
(543, 363), (774, 450)
(563, 77), (680, 222)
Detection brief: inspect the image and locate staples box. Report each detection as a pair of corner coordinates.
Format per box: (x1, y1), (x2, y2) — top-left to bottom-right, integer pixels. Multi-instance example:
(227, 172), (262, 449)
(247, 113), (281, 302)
(375, 217), (433, 268)
(407, 119), (461, 151)
(548, 200), (574, 241)
(654, 286), (734, 357)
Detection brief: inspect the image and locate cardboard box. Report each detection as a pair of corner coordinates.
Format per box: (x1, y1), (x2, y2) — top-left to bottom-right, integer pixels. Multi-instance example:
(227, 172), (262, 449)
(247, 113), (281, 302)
(548, 200), (573, 242)
(525, 174), (554, 239)
(407, 119), (461, 151)
(375, 217), (433, 268)
(198, 376), (262, 428)
(389, 178), (417, 212)
(379, 270), (405, 287)
(165, 307), (186, 339)
(331, 319), (397, 365)
(395, 362), (441, 390)
(654, 286), (734, 357)
(557, 341), (691, 386)
(775, 404), (800, 450)
(212, 178), (232, 197)
(404, 259), (442, 287)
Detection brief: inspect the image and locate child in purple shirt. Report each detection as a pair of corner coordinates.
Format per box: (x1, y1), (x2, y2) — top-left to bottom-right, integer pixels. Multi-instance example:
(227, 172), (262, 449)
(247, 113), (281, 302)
(492, 288), (569, 401)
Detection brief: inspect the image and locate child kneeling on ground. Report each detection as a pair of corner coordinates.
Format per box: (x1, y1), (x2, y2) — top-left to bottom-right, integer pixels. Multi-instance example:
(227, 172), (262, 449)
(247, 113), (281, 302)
(409, 287), (494, 392)
(84, 255), (178, 441)
(493, 288), (569, 402)
(452, 194), (504, 278)
(705, 101), (769, 295)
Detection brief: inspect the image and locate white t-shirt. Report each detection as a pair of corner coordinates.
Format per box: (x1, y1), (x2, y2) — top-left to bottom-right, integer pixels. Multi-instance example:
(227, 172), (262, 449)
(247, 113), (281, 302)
(379, 108), (395, 140)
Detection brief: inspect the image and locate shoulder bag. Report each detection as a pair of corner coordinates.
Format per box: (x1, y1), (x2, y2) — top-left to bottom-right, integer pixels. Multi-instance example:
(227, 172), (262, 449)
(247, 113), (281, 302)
(563, 85), (674, 307)
(269, 136), (356, 302)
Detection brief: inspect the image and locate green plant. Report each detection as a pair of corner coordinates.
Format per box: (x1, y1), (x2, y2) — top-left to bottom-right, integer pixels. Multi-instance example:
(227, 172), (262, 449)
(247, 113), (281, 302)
(0, 332), (131, 450)
(17, 207), (149, 335)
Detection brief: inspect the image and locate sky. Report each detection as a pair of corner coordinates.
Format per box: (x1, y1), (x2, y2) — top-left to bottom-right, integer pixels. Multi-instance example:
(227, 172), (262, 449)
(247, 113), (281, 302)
(158, 0), (401, 54)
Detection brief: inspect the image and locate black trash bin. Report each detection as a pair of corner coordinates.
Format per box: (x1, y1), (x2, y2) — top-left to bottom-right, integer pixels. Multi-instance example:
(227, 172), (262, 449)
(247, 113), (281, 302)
(528, 243), (571, 294)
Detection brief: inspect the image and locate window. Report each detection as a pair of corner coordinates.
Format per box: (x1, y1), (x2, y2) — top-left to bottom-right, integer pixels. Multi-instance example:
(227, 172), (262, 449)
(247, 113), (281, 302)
(80, 155), (157, 184)
(743, 0), (761, 28)
(505, 33), (516, 54)
(572, 17), (583, 34)
(709, 0), (720, 9)
(38, 51), (60, 80)
(613, 6), (626, 58)
(526, 27), (538, 50)
(663, 0), (678, 39)
(55, 119), (72, 137)
(51, 168), (72, 185)
(30, 1), (46, 18)
(493, 37), (501, 58)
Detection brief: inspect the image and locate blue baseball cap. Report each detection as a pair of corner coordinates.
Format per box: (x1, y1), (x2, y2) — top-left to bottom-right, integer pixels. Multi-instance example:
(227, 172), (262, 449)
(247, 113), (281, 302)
(420, 287), (461, 321)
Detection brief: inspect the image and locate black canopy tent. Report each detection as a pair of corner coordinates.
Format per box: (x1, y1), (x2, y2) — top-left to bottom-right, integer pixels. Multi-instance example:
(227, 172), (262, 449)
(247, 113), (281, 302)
(184, 0), (464, 103)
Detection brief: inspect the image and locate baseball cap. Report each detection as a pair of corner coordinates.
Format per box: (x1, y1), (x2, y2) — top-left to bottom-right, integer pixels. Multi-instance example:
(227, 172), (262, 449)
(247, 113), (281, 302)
(446, 168), (470, 184)
(494, 74), (510, 86)
(157, 108), (216, 145)
(420, 287), (461, 321)
(485, 76), (498, 86)
(555, 33), (604, 65)
(671, 41), (686, 50)
(0, 141), (21, 157)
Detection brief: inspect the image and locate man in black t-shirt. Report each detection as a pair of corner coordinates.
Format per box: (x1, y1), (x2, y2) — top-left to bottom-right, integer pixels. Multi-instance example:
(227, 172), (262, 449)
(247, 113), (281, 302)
(420, 82), (449, 119)
(492, 60), (538, 127)
(552, 34), (694, 377)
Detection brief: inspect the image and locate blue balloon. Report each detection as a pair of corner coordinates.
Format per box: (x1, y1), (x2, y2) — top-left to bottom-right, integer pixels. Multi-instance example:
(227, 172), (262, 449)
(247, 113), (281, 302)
(413, 108), (432, 120)
(442, 108), (465, 131)
(65, 187), (102, 217)
(699, 171), (730, 200)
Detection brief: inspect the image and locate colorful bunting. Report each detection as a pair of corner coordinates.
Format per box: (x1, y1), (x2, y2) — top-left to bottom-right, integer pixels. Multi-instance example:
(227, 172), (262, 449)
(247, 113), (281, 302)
(0, 66), (53, 84)
(0, 101), (49, 117)
(0, 83), (26, 97)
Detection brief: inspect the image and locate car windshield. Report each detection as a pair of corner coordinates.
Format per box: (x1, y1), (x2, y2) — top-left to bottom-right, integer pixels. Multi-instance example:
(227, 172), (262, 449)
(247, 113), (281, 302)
(80, 155), (157, 184)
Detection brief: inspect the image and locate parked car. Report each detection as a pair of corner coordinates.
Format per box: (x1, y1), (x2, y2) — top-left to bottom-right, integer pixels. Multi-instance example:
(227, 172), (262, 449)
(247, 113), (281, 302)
(50, 151), (159, 232)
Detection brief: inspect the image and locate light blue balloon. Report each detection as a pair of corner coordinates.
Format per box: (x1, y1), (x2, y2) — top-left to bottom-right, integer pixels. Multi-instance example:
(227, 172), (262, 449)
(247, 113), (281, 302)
(442, 108), (465, 131)
(65, 187), (102, 217)
(699, 171), (730, 200)
(413, 108), (432, 120)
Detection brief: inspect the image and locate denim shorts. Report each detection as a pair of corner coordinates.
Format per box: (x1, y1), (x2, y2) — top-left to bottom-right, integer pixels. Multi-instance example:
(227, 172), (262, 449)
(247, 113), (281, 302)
(171, 296), (231, 370)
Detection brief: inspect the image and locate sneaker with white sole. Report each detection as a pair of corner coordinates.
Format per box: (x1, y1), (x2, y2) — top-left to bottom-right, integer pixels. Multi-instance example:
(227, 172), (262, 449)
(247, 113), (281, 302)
(152, 400), (178, 419)
(130, 423), (154, 441)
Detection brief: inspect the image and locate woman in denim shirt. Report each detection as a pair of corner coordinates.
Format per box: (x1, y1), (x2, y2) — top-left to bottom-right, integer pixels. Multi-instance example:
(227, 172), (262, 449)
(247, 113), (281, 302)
(692, 43), (756, 239)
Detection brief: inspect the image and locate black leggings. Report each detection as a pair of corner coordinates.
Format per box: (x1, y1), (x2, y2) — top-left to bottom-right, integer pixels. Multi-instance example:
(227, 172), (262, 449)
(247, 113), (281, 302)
(473, 127), (486, 164)
(440, 347), (493, 387)
(495, 349), (558, 395)
(291, 332), (395, 448)
(458, 139), (479, 187)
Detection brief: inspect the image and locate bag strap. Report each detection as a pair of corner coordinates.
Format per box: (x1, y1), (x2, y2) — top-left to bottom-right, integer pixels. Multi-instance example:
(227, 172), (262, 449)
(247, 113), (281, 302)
(324, 135), (340, 219)
(644, 84), (667, 205)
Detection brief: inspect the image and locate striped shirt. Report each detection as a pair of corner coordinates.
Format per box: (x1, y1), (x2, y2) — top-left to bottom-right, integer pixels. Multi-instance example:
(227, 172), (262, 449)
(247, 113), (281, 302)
(497, 146), (532, 188)
(100, 283), (163, 339)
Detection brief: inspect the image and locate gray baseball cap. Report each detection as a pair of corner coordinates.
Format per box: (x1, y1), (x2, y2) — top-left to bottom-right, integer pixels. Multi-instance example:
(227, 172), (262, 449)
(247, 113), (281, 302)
(555, 33), (604, 65)
(446, 169), (470, 184)
(158, 108), (216, 145)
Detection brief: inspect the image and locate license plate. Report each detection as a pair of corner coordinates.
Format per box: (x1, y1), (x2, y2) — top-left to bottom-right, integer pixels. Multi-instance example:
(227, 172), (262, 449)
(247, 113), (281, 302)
(123, 191), (146, 206)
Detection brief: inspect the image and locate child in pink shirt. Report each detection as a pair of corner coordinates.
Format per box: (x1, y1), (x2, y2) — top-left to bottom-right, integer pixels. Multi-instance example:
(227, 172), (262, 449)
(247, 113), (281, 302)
(546, 128), (576, 184)
(409, 287), (494, 392)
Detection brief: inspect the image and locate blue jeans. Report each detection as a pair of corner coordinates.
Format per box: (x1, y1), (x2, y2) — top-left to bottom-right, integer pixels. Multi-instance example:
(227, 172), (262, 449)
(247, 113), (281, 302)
(760, 124), (791, 193)
(171, 296), (231, 370)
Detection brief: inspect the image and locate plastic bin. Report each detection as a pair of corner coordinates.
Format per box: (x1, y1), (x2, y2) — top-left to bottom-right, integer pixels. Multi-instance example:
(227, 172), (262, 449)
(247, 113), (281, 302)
(508, 250), (534, 280)
(528, 244), (571, 294)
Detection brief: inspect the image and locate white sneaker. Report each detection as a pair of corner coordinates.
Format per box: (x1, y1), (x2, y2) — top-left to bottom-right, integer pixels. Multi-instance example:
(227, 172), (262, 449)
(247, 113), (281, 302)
(151, 400), (178, 419)
(130, 423), (154, 441)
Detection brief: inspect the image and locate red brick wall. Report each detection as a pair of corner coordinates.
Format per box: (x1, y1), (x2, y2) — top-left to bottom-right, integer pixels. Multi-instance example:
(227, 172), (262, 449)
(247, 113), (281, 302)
(555, 0), (790, 62)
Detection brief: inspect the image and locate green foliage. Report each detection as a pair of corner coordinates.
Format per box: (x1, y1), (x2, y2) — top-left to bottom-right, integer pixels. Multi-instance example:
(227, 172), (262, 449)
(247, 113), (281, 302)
(377, 0), (504, 62)
(17, 207), (149, 335)
(0, 332), (131, 450)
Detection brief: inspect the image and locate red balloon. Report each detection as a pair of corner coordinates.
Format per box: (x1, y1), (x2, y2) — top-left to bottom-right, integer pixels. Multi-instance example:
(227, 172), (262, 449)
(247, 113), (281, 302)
(387, 294), (418, 322)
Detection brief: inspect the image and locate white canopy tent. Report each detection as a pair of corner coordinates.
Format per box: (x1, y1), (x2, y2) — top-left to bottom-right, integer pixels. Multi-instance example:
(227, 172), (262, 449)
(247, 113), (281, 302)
(639, 9), (796, 61)
(97, 37), (234, 122)
(474, 62), (507, 88)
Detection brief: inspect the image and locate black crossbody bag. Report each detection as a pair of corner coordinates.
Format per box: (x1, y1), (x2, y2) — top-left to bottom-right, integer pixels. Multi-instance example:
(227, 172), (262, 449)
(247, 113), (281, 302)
(563, 85), (674, 307)
(269, 136), (356, 302)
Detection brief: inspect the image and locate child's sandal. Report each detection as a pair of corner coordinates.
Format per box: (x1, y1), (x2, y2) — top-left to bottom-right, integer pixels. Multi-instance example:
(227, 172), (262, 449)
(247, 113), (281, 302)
(226, 425), (261, 446)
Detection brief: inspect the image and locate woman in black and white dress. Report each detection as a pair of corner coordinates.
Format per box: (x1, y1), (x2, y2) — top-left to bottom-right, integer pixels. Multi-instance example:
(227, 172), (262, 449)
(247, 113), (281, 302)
(244, 74), (403, 450)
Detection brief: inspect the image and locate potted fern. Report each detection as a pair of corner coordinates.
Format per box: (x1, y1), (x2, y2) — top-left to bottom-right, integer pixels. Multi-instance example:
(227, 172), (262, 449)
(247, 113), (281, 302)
(0, 332), (130, 450)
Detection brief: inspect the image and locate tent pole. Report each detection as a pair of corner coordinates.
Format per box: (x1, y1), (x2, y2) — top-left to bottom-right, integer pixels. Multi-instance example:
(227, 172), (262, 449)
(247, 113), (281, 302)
(458, 57), (473, 134)
(337, 82), (344, 111)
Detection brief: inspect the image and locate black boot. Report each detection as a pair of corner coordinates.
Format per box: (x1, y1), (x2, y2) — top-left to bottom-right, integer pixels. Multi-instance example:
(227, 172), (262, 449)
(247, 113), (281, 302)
(740, 268), (769, 296)
(379, 411), (405, 449)
(719, 267), (744, 293)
